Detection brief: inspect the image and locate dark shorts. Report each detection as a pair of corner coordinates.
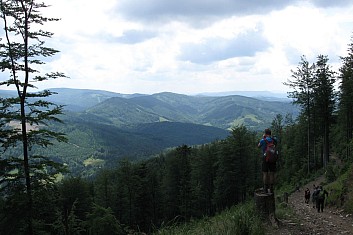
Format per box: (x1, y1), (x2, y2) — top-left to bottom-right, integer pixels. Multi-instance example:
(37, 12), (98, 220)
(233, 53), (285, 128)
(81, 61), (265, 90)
(262, 161), (276, 172)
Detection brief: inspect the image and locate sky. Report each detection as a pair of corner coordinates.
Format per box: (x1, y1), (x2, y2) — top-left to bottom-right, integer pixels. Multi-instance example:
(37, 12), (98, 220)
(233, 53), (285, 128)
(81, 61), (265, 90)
(3, 0), (353, 95)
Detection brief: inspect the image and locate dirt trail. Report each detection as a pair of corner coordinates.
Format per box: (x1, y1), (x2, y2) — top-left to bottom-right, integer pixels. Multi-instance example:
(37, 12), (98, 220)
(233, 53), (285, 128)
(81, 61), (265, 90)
(271, 176), (353, 235)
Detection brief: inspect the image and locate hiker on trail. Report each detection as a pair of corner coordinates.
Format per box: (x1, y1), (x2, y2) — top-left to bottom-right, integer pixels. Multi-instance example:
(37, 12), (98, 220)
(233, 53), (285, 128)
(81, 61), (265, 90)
(316, 185), (329, 213)
(258, 128), (278, 194)
(304, 188), (311, 204)
(312, 185), (317, 208)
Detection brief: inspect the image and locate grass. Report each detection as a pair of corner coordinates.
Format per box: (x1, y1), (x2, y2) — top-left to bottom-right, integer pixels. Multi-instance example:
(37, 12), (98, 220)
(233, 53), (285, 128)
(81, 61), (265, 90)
(154, 201), (265, 235)
(325, 163), (353, 213)
(275, 201), (297, 222)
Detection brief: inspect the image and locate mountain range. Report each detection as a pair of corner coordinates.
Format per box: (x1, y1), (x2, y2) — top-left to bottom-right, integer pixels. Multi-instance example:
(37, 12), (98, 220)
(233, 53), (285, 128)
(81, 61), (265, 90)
(0, 88), (298, 174)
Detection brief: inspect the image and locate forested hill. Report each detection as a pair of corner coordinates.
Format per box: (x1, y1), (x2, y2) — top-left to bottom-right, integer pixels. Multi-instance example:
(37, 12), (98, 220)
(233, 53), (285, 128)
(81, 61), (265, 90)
(1, 88), (298, 174)
(0, 88), (297, 130)
(45, 88), (297, 130)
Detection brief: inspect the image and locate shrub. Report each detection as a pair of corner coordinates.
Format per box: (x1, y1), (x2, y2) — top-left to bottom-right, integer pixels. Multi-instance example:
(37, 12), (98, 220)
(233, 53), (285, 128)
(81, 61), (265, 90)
(155, 201), (264, 235)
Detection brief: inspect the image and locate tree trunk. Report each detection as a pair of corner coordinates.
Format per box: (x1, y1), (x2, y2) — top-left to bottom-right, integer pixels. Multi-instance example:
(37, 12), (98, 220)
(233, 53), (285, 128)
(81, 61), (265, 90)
(254, 189), (278, 227)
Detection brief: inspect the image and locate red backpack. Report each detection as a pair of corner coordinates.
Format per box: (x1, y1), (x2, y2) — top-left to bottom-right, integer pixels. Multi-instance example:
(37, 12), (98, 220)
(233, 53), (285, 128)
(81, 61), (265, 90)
(264, 138), (278, 163)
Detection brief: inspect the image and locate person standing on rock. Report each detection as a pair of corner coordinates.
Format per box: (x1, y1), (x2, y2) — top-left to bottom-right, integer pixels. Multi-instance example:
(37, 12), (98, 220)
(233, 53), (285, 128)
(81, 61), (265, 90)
(316, 185), (329, 212)
(258, 128), (278, 194)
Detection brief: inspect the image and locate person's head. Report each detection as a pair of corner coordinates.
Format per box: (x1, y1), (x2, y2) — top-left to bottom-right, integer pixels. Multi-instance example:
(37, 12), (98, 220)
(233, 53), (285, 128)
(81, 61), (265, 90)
(264, 128), (271, 136)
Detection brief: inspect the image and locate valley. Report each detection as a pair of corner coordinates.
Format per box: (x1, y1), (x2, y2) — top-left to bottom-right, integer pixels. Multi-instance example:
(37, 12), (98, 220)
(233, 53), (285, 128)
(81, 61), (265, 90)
(1, 88), (298, 175)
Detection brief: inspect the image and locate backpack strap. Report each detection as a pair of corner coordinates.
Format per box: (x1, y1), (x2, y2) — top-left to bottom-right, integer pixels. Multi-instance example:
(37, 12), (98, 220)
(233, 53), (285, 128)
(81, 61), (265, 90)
(264, 137), (272, 145)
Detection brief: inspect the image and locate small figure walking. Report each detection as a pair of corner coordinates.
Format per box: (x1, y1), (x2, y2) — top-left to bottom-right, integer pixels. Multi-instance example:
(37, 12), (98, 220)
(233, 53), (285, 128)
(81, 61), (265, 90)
(316, 186), (329, 212)
(304, 188), (311, 204)
(312, 185), (317, 208)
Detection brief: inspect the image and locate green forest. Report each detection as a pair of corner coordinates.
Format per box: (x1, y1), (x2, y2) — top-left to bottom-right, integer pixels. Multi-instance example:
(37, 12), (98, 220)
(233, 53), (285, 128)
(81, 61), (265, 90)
(1, 1), (353, 235)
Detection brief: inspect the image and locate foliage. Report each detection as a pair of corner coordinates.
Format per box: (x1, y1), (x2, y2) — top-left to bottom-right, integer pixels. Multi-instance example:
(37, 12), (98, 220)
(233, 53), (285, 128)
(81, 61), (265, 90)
(46, 118), (230, 175)
(0, 1), (67, 234)
(336, 36), (353, 162)
(154, 201), (264, 235)
(85, 204), (124, 235)
(76, 126), (261, 233)
(283, 54), (337, 173)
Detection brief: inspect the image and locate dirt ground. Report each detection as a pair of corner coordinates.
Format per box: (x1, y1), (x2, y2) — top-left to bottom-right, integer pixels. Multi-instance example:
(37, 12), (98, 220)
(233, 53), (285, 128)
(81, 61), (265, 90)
(268, 176), (353, 235)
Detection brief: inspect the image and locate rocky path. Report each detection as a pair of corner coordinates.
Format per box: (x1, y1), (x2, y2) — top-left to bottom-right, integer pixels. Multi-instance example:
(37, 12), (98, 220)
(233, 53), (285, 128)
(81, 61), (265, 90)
(270, 176), (353, 235)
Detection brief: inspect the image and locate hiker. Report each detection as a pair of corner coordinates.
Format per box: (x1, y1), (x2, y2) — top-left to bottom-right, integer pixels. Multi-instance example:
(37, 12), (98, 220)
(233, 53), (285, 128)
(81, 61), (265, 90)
(316, 185), (329, 213)
(296, 185), (300, 192)
(312, 185), (317, 208)
(258, 128), (277, 194)
(304, 188), (311, 204)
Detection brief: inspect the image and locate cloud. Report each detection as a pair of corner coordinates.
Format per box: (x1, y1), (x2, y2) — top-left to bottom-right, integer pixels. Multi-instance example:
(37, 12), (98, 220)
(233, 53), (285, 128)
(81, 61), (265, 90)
(311, 0), (353, 8)
(178, 29), (270, 64)
(114, 0), (297, 25)
(113, 30), (157, 44)
(3, 0), (352, 95)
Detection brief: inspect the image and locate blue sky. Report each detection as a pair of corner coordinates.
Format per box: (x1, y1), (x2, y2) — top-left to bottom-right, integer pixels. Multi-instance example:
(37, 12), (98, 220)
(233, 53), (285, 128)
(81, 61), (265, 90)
(4, 0), (353, 95)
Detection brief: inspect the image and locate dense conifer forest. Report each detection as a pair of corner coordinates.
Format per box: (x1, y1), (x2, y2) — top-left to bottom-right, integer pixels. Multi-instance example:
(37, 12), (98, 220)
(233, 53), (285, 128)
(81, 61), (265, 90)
(1, 1), (353, 234)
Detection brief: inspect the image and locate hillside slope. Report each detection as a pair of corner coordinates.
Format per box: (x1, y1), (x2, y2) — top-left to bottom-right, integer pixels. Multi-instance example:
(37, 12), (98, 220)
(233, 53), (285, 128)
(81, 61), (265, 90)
(1, 88), (297, 130)
(1, 88), (298, 174)
(86, 92), (297, 130)
(270, 175), (353, 234)
(48, 116), (229, 173)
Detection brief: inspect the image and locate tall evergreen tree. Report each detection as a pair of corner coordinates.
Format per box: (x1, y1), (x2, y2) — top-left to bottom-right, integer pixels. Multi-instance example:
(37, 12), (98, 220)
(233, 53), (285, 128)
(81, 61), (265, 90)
(115, 159), (140, 228)
(213, 126), (256, 209)
(85, 204), (124, 235)
(190, 144), (218, 217)
(277, 115), (307, 185)
(312, 55), (336, 167)
(160, 145), (193, 222)
(338, 36), (353, 162)
(284, 55), (315, 173)
(176, 145), (192, 221)
(58, 177), (92, 234)
(0, 1), (67, 234)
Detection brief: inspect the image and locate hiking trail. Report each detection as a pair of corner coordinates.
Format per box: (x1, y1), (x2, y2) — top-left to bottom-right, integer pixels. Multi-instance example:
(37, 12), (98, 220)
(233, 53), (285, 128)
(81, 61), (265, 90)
(269, 176), (353, 235)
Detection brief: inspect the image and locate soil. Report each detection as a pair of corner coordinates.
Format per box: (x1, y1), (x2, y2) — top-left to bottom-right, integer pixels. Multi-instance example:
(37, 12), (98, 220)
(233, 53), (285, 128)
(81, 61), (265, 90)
(268, 176), (353, 235)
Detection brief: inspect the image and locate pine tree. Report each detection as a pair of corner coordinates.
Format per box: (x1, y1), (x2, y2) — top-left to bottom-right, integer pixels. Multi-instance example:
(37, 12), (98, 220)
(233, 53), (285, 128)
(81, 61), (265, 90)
(214, 126), (256, 209)
(284, 55), (315, 173)
(176, 145), (192, 221)
(0, 1), (67, 234)
(190, 144), (218, 216)
(85, 204), (124, 235)
(58, 177), (92, 234)
(312, 55), (336, 167)
(338, 36), (353, 162)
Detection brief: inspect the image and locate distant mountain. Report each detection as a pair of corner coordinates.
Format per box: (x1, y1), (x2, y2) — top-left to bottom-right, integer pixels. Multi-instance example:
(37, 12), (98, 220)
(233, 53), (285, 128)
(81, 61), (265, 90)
(0, 89), (18, 98)
(85, 91), (298, 130)
(1, 87), (298, 139)
(49, 88), (146, 112)
(1, 88), (298, 174)
(197, 91), (290, 102)
(0, 88), (143, 111)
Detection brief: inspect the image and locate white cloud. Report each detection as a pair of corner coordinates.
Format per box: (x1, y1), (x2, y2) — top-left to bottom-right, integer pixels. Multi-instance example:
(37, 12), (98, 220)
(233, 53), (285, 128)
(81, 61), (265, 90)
(2, 0), (352, 95)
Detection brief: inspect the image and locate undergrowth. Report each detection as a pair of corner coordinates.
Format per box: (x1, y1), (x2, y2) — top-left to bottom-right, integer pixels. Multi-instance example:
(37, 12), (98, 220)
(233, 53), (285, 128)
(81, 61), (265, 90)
(154, 163), (353, 235)
(154, 201), (265, 235)
(325, 163), (353, 213)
